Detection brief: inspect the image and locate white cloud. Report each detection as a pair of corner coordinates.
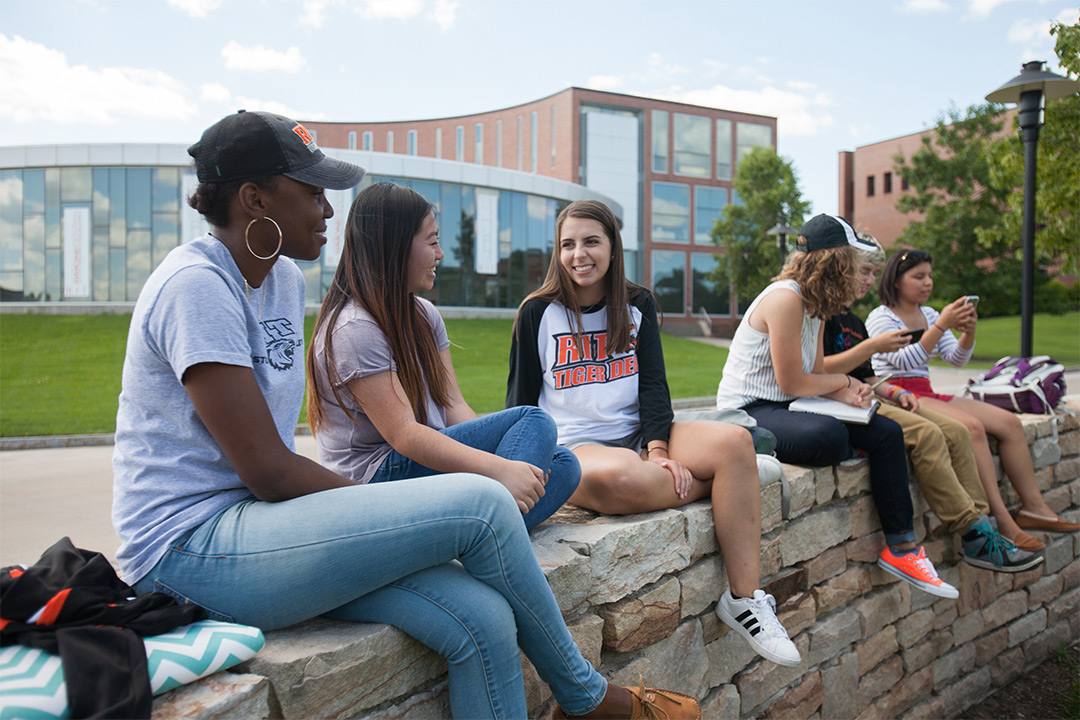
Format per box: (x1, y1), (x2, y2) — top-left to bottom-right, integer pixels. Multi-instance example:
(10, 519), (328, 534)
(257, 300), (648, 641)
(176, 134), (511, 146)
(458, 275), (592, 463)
(300, 0), (344, 28)
(1008, 16), (1048, 42)
(199, 82), (232, 104)
(966, 0), (1016, 18)
(221, 41), (306, 73)
(232, 96), (327, 121)
(167, 0), (224, 17)
(668, 83), (833, 137)
(0, 34), (196, 125)
(429, 0), (459, 30)
(898, 0), (949, 12)
(361, 0), (424, 20)
(587, 74), (624, 91)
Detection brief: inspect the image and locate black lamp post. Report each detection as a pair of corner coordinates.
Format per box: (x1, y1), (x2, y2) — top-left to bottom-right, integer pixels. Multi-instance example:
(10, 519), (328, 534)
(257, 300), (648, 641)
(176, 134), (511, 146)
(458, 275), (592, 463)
(985, 60), (1079, 356)
(766, 222), (799, 270)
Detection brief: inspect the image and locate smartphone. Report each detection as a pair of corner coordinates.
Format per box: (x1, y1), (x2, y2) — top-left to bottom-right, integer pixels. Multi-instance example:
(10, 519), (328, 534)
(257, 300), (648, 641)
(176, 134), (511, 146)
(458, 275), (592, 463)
(901, 328), (925, 342)
(962, 295), (980, 308)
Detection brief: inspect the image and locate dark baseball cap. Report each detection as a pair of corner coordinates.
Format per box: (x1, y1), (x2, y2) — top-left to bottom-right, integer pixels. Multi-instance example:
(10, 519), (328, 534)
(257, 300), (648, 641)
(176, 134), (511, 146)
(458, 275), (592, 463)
(795, 214), (877, 253)
(188, 110), (364, 189)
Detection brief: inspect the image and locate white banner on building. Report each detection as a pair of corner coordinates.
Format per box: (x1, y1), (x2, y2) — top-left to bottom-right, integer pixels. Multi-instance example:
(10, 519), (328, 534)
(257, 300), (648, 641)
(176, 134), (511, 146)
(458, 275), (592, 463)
(63, 205), (90, 298)
(475, 189), (499, 275)
(322, 187), (352, 269)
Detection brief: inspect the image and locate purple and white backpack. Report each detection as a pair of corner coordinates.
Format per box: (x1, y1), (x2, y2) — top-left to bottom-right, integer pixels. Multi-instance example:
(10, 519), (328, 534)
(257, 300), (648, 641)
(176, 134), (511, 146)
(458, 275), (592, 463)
(963, 355), (1067, 414)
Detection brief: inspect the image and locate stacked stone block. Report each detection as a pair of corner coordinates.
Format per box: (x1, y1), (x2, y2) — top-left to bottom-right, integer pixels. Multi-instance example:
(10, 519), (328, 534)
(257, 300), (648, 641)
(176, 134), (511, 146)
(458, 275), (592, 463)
(154, 405), (1080, 719)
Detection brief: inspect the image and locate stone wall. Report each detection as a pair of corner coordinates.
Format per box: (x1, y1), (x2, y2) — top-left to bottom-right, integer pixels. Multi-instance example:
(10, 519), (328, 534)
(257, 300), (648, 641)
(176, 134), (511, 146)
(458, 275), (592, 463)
(153, 405), (1080, 719)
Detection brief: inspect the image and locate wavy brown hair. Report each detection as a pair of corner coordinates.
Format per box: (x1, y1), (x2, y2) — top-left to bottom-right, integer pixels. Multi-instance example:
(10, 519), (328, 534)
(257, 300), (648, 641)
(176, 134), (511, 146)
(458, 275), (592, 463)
(514, 199), (646, 354)
(306, 182), (448, 432)
(774, 244), (861, 320)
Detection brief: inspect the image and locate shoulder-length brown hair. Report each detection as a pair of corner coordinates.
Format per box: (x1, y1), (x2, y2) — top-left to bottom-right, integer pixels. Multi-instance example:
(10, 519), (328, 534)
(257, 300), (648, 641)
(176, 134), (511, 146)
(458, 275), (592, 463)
(877, 249), (933, 308)
(774, 245), (861, 320)
(306, 182), (449, 431)
(514, 200), (646, 354)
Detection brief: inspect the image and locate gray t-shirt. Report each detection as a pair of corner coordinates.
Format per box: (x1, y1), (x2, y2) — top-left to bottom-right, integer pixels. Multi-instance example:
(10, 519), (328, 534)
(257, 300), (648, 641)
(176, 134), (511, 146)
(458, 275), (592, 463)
(112, 236), (306, 584)
(311, 297), (449, 483)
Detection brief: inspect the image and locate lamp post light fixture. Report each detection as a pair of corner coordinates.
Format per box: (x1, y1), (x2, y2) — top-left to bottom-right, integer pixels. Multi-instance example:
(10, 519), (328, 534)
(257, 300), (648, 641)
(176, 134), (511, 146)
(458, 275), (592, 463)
(766, 222), (799, 270)
(985, 60), (1079, 356)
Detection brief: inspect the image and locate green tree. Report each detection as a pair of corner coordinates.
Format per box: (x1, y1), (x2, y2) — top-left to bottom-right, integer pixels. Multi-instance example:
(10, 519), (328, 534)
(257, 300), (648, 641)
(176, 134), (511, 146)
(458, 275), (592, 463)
(710, 147), (811, 310)
(893, 104), (1032, 317)
(983, 19), (1080, 280)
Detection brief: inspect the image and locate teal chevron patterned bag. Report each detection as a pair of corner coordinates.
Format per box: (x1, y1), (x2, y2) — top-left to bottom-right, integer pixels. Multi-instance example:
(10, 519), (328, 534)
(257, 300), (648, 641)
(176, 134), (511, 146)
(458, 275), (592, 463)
(0, 620), (265, 719)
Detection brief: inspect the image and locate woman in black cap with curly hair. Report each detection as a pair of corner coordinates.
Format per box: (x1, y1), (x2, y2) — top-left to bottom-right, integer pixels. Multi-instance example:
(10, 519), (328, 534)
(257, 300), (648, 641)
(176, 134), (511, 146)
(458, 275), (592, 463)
(110, 111), (699, 720)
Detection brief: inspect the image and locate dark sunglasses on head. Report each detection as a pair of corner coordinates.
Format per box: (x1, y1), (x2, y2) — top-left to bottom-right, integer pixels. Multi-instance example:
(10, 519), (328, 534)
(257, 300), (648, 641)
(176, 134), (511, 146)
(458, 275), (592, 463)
(899, 250), (932, 264)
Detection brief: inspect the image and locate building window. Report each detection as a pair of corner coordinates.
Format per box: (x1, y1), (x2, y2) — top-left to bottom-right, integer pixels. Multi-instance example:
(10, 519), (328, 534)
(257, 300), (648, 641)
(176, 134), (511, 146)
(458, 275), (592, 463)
(867, 175), (875, 197)
(362, 131), (373, 151)
(673, 113), (711, 178)
(456, 125), (464, 162)
(348, 131), (356, 150)
(652, 110), (669, 173)
(651, 250), (686, 315)
(735, 123), (772, 168)
(692, 251), (731, 315)
(902, 175), (910, 191)
(407, 130), (417, 156)
(884, 172), (892, 194)
(387, 131), (394, 154)
(496, 120), (503, 167)
(474, 123), (483, 164)
(715, 119), (732, 180)
(550, 107), (556, 169)
(309, 129), (317, 143)
(530, 111), (538, 172)
(517, 115), (523, 170)
(651, 182), (690, 244)
(694, 186), (728, 244)
(436, 128), (442, 158)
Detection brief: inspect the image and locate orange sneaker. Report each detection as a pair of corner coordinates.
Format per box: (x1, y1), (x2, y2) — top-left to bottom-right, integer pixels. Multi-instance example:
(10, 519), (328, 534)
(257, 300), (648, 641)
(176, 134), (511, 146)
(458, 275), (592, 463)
(877, 546), (958, 599)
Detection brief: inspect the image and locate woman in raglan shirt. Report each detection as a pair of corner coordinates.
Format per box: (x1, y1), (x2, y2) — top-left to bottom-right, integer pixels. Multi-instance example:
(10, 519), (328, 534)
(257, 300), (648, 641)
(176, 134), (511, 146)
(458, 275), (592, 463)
(506, 199), (801, 668)
(306, 181), (578, 530)
(112, 113), (698, 720)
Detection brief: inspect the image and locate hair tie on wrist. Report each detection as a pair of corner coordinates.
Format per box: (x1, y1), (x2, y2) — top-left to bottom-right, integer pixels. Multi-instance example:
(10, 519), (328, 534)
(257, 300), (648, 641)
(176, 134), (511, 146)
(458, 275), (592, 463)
(933, 323), (945, 333)
(846, 375), (852, 389)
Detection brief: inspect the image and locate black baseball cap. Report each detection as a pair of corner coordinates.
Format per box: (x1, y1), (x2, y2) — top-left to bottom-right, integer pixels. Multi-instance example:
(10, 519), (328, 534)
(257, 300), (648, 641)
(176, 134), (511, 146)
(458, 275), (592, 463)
(796, 214), (877, 253)
(188, 110), (364, 189)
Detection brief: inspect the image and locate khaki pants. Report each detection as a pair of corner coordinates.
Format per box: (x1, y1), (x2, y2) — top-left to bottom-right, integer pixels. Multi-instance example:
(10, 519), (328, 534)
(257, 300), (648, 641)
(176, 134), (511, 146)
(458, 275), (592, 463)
(878, 402), (988, 536)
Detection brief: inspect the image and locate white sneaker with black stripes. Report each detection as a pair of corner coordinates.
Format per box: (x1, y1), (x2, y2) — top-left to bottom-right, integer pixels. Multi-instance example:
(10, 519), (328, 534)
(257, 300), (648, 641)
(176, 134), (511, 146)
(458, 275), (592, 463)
(715, 588), (801, 667)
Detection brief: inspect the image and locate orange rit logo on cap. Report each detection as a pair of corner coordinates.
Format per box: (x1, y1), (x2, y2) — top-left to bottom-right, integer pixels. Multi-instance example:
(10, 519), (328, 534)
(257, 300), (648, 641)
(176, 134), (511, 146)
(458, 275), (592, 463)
(291, 124), (317, 151)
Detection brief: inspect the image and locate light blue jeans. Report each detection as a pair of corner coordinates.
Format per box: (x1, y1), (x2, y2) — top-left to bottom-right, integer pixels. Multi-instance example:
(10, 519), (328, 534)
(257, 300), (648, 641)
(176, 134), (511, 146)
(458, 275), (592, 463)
(133, 474), (607, 719)
(370, 406), (580, 530)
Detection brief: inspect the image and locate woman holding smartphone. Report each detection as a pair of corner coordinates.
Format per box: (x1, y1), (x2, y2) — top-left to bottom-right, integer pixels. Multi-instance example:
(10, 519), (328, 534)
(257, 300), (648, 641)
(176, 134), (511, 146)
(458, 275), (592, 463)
(867, 250), (1078, 543)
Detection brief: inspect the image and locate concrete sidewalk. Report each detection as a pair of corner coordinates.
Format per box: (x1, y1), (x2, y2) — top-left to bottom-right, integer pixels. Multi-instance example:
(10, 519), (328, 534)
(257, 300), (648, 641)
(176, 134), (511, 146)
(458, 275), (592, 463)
(2, 363), (1076, 570)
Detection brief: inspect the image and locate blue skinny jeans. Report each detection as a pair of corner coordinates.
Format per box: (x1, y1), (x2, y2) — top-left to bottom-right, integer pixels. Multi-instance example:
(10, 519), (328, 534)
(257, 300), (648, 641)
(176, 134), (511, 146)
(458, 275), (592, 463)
(133, 474), (607, 719)
(370, 406), (580, 530)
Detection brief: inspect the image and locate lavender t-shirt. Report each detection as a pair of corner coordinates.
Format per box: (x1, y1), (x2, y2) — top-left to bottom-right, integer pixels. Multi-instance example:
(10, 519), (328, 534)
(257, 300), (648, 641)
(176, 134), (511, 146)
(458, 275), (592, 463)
(311, 297), (450, 483)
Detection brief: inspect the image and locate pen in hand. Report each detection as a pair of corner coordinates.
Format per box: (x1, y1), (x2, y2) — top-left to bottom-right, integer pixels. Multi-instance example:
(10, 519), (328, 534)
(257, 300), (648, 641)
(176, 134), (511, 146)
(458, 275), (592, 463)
(869, 374), (895, 390)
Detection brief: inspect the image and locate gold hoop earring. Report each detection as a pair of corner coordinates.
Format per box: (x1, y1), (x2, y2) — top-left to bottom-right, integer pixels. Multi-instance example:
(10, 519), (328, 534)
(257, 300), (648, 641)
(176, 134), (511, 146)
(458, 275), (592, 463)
(245, 216), (283, 261)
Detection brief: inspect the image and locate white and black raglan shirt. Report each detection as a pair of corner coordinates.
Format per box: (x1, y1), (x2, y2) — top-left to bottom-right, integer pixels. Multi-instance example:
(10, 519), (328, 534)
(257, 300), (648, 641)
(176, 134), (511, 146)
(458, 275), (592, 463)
(506, 291), (673, 448)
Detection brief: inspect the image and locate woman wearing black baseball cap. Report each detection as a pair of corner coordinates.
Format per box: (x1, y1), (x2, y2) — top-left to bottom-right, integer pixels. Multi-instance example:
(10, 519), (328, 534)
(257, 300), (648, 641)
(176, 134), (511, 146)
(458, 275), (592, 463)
(111, 111), (699, 719)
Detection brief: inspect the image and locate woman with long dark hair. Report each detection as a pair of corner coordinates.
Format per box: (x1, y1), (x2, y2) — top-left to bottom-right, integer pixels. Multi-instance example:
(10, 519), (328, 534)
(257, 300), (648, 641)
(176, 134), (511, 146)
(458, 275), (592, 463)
(306, 181), (578, 528)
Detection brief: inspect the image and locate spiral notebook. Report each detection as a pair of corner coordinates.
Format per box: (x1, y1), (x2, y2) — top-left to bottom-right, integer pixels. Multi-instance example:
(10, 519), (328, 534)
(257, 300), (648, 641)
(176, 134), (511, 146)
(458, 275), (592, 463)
(789, 395), (880, 424)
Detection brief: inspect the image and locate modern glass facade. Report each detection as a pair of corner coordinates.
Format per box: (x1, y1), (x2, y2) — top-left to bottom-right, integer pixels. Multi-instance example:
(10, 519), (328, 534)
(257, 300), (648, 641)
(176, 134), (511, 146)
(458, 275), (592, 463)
(0, 145), (619, 308)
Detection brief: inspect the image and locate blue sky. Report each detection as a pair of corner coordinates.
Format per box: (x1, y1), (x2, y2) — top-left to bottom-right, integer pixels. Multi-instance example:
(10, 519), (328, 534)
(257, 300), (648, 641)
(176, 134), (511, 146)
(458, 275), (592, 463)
(1, 0), (1075, 215)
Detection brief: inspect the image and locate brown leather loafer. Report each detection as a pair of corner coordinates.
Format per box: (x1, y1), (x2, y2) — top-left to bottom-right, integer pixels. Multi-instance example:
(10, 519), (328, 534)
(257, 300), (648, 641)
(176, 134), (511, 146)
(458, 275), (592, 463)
(553, 682), (701, 719)
(1007, 529), (1046, 552)
(1014, 509), (1080, 533)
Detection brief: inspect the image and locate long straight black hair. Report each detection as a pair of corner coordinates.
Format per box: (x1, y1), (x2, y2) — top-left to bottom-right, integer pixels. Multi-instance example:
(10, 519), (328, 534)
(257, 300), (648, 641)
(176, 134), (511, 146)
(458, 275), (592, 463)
(307, 182), (448, 430)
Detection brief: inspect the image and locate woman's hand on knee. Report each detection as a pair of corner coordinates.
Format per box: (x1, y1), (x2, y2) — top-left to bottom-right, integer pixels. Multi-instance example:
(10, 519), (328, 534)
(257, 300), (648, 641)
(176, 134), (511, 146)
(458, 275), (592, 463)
(496, 459), (546, 514)
(650, 456), (694, 499)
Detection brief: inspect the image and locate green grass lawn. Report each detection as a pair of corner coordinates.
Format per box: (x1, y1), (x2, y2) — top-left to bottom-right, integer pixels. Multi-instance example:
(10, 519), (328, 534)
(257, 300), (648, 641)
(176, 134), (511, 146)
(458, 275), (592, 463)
(1, 311), (1073, 437)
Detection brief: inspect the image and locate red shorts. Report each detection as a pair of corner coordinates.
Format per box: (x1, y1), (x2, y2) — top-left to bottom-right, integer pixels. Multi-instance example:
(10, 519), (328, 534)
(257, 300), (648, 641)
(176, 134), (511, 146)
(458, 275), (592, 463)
(892, 376), (954, 402)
